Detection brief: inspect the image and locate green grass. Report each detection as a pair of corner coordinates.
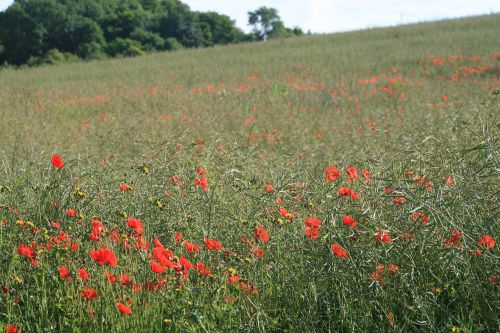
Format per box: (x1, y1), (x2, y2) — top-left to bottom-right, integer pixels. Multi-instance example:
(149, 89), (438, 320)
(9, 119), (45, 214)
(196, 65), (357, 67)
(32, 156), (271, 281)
(0, 13), (499, 332)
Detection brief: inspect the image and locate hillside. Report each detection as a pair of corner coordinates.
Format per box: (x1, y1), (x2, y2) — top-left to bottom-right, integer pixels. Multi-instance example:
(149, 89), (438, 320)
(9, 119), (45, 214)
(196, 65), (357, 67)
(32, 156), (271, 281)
(0, 13), (499, 332)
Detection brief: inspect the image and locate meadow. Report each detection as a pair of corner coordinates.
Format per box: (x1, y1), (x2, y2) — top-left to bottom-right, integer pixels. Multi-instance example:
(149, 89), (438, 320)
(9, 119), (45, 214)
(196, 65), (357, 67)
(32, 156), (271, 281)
(0, 13), (499, 332)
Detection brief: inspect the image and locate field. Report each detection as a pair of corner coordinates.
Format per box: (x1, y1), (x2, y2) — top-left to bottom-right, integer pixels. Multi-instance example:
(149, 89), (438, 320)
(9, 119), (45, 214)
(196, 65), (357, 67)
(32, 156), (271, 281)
(0, 13), (499, 332)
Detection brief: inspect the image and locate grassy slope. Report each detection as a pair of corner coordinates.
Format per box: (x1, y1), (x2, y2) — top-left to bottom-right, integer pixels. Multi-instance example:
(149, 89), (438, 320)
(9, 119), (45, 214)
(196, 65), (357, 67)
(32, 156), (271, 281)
(0, 13), (499, 332)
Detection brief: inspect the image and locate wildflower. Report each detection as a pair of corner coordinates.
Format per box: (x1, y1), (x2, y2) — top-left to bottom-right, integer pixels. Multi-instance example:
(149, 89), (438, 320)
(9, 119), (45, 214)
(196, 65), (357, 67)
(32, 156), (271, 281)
(346, 166), (358, 183)
(151, 261), (166, 273)
(196, 262), (212, 276)
(119, 183), (132, 191)
(174, 232), (183, 245)
(81, 288), (99, 300)
(195, 176), (208, 191)
(89, 219), (106, 241)
(393, 196), (405, 205)
(253, 247), (264, 258)
(477, 235), (495, 250)
(183, 240), (201, 253)
(444, 230), (462, 248)
(79, 267), (90, 280)
(304, 216), (321, 240)
(324, 165), (340, 182)
(204, 238), (222, 251)
(104, 272), (118, 284)
(4, 324), (21, 333)
(343, 215), (357, 229)
(338, 187), (359, 200)
(254, 226), (269, 243)
(331, 243), (348, 259)
(127, 217), (143, 237)
(66, 208), (77, 217)
(89, 247), (117, 267)
(117, 303), (132, 315)
(411, 211), (429, 224)
(51, 153), (64, 169)
(362, 169), (372, 184)
(170, 175), (181, 184)
(279, 207), (295, 221)
(445, 175), (454, 186)
(58, 266), (72, 280)
(376, 228), (393, 243)
(264, 184), (274, 192)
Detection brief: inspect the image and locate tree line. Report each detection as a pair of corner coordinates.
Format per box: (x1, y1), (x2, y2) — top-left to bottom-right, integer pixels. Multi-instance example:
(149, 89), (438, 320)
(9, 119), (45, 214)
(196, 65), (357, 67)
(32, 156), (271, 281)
(0, 0), (303, 67)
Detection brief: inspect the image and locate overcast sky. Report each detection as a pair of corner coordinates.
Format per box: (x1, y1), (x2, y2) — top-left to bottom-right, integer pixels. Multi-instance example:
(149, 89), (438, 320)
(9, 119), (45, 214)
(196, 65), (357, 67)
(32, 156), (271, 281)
(0, 0), (499, 33)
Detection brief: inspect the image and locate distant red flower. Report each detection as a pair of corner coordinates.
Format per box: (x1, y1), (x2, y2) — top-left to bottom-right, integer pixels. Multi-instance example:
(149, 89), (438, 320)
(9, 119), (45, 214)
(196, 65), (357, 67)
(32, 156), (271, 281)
(444, 230), (462, 248)
(66, 208), (77, 217)
(119, 183), (132, 191)
(79, 267), (90, 280)
(376, 228), (393, 243)
(58, 266), (72, 281)
(338, 187), (359, 200)
(304, 216), (321, 240)
(104, 272), (118, 284)
(324, 165), (340, 182)
(279, 207), (295, 220)
(362, 169), (372, 184)
(150, 261), (165, 273)
(4, 324), (21, 333)
(204, 238), (222, 251)
(264, 184), (274, 193)
(127, 217), (143, 237)
(89, 219), (106, 241)
(445, 175), (454, 186)
(196, 168), (206, 175)
(253, 247), (264, 258)
(117, 303), (132, 315)
(196, 262), (212, 276)
(477, 235), (495, 250)
(254, 226), (269, 243)
(51, 153), (64, 169)
(170, 175), (181, 184)
(343, 215), (357, 229)
(81, 288), (99, 300)
(174, 232), (184, 245)
(385, 187), (392, 194)
(393, 196), (405, 205)
(90, 247), (117, 267)
(442, 95), (448, 103)
(346, 166), (358, 183)
(183, 240), (201, 253)
(411, 211), (429, 224)
(195, 176), (208, 191)
(331, 243), (348, 259)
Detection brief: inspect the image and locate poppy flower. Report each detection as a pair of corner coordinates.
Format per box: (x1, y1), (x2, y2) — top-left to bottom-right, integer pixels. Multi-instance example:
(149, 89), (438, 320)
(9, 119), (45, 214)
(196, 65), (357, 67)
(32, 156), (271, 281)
(362, 169), (372, 184)
(279, 207), (295, 220)
(477, 235), (495, 250)
(78, 268), (90, 280)
(253, 247), (264, 258)
(376, 228), (393, 243)
(90, 247), (117, 267)
(104, 272), (118, 284)
(117, 303), (132, 315)
(444, 230), (462, 248)
(346, 166), (358, 183)
(119, 183), (132, 191)
(254, 226), (269, 243)
(196, 262), (212, 276)
(81, 288), (99, 300)
(331, 243), (348, 259)
(127, 217), (143, 237)
(58, 266), (72, 281)
(343, 215), (357, 229)
(411, 212), (429, 224)
(151, 261), (165, 273)
(66, 208), (77, 217)
(445, 176), (454, 186)
(304, 217), (321, 240)
(264, 184), (274, 193)
(324, 165), (340, 182)
(174, 232), (183, 244)
(183, 240), (201, 253)
(4, 324), (21, 333)
(51, 153), (64, 169)
(393, 196), (405, 205)
(195, 176), (208, 191)
(89, 219), (106, 241)
(204, 238), (222, 251)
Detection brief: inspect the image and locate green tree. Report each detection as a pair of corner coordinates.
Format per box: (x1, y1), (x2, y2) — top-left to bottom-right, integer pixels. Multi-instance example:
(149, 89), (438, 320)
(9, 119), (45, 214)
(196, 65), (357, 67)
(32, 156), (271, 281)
(248, 6), (282, 40)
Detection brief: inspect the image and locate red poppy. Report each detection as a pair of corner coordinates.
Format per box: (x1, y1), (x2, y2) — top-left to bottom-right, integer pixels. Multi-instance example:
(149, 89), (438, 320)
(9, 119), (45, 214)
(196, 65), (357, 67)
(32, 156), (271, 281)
(127, 217), (143, 237)
(81, 288), (99, 300)
(376, 228), (393, 243)
(79, 267), (90, 280)
(117, 303), (132, 315)
(89, 247), (117, 267)
(362, 169), (372, 184)
(170, 175), (181, 184)
(324, 165), (340, 182)
(150, 261), (165, 273)
(411, 211), (429, 224)
(254, 226), (269, 243)
(343, 215), (357, 229)
(331, 243), (348, 259)
(183, 240), (201, 253)
(119, 183), (132, 191)
(338, 187), (359, 200)
(196, 262), (212, 276)
(195, 176), (208, 191)
(444, 230), (462, 248)
(253, 247), (264, 258)
(445, 175), (454, 186)
(51, 153), (64, 169)
(393, 196), (405, 205)
(89, 219), (106, 241)
(264, 184), (274, 192)
(279, 207), (295, 220)
(174, 232), (183, 244)
(4, 324), (21, 333)
(104, 272), (118, 284)
(346, 166), (358, 183)
(304, 217), (321, 240)
(66, 208), (77, 217)
(58, 266), (72, 281)
(204, 238), (222, 251)
(477, 235), (495, 250)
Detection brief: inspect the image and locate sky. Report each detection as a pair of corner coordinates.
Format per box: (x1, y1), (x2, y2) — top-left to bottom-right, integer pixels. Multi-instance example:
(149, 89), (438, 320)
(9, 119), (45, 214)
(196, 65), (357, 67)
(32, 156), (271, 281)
(0, 0), (499, 33)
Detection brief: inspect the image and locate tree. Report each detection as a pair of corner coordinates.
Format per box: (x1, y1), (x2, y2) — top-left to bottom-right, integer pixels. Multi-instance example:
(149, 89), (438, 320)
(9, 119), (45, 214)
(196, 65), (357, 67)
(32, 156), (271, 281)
(248, 6), (282, 40)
